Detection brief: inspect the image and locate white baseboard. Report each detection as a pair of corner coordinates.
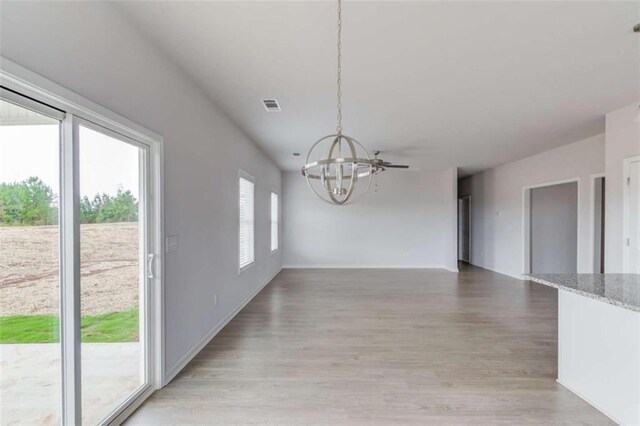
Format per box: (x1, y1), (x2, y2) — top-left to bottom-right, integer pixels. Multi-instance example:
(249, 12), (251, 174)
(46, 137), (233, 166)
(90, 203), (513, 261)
(467, 262), (523, 281)
(283, 264), (448, 269)
(163, 267), (282, 385)
(556, 379), (622, 425)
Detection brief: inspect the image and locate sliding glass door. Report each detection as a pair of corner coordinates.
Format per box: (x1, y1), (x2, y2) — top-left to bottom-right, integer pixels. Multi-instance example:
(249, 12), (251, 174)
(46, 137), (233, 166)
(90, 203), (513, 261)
(0, 98), (63, 425)
(0, 89), (159, 425)
(78, 123), (150, 424)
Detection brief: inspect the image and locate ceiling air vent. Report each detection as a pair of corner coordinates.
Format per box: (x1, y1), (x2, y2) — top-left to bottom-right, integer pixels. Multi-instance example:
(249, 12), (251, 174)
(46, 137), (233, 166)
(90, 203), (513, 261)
(262, 99), (281, 112)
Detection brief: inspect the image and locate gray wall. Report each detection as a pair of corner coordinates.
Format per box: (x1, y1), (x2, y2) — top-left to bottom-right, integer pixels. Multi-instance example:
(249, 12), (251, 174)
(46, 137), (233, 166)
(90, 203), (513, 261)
(0, 2), (282, 379)
(530, 182), (578, 273)
(283, 169), (458, 270)
(461, 101), (639, 277)
(460, 134), (605, 278)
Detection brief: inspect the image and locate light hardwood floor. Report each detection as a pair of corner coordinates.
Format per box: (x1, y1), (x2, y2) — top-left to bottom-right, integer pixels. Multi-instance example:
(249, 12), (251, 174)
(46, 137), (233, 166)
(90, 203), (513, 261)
(126, 266), (612, 425)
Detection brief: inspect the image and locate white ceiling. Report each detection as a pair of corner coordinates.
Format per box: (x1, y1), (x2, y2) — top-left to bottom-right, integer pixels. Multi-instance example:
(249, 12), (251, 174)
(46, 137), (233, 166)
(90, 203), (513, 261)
(116, 1), (639, 175)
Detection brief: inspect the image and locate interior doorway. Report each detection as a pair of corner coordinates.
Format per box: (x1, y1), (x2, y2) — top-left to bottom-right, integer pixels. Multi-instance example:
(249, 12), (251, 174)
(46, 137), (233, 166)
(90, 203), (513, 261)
(458, 196), (471, 263)
(524, 180), (578, 274)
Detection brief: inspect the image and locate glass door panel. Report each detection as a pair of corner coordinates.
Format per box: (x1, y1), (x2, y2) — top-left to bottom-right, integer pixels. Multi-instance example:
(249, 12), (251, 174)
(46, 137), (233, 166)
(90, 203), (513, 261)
(0, 99), (62, 425)
(78, 124), (147, 424)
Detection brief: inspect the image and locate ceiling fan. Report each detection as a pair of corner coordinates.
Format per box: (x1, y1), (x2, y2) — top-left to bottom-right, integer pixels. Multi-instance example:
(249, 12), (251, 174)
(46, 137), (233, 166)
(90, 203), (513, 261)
(371, 151), (410, 173)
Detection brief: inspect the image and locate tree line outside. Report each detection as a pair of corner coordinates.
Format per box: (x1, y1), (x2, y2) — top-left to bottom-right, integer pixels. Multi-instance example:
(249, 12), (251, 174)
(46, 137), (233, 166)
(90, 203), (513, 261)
(1, 176), (139, 343)
(0, 176), (137, 226)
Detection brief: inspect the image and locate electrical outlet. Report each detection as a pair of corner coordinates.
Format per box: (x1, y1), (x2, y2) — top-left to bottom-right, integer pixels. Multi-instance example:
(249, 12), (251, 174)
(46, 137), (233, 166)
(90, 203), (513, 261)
(166, 236), (179, 252)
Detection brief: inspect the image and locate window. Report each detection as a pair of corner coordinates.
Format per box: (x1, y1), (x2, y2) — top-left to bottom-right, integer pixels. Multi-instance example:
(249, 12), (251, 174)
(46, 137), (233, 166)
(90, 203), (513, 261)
(239, 175), (255, 270)
(271, 192), (279, 252)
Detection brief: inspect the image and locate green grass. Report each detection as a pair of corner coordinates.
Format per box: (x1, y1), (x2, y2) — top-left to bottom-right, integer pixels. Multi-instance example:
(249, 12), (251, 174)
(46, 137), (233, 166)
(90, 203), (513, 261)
(0, 308), (138, 343)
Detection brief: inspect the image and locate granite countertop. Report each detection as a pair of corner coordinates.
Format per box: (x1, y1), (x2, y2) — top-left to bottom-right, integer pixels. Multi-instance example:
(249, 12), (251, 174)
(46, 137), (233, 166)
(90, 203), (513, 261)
(523, 274), (640, 312)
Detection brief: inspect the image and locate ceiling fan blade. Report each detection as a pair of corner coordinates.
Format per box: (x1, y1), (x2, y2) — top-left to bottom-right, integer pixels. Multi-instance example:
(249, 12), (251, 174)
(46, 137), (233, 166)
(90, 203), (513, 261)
(384, 165), (410, 169)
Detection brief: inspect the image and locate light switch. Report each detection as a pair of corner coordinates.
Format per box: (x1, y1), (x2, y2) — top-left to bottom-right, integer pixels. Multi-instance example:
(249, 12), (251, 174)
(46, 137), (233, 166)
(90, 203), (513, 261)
(166, 236), (179, 252)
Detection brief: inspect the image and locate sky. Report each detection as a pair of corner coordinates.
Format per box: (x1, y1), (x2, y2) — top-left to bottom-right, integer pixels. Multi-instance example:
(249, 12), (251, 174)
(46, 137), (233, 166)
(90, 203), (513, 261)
(0, 124), (140, 199)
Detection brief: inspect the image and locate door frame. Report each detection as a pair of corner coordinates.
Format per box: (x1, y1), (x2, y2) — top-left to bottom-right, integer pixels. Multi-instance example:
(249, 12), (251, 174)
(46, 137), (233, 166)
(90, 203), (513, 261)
(457, 196), (471, 263)
(0, 57), (165, 425)
(589, 173), (606, 273)
(522, 177), (580, 274)
(623, 156), (640, 273)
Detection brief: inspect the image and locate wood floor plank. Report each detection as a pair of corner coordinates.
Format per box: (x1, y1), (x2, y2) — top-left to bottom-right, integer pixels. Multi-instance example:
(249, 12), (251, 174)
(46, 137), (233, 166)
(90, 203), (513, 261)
(126, 266), (612, 425)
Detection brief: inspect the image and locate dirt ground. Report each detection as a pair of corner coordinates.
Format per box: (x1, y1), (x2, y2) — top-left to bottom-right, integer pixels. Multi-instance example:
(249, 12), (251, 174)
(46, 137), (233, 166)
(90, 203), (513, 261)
(0, 223), (139, 316)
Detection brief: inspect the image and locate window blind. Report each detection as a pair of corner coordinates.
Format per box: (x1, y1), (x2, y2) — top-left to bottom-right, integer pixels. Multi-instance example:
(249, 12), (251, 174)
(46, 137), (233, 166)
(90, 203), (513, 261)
(239, 177), (255, 269)
(271, 192), (278, 252)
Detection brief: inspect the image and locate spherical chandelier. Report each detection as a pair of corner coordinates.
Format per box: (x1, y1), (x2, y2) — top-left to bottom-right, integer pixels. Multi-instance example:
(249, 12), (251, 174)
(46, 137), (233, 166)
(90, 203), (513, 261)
(301, 0), (377, 205)
(302, 134), (377, 205)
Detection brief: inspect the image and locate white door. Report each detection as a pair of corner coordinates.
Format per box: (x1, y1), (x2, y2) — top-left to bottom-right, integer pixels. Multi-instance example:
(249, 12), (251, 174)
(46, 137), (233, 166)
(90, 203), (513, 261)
(626, 160), (640, 273)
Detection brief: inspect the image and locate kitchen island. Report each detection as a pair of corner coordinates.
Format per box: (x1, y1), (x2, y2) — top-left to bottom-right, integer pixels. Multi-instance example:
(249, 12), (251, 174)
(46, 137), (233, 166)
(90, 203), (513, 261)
(524, 274), (639, 425)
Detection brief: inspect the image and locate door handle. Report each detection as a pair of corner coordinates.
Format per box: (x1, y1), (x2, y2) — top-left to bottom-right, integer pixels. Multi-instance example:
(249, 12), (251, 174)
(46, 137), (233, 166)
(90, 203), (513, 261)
(147, 253), (155, 279)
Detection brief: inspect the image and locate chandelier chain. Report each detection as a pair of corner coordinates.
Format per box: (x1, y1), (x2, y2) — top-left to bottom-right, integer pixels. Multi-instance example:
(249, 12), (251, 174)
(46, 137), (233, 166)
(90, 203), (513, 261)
(336, 0), (343, 134)
(302, 0), (383, 205)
